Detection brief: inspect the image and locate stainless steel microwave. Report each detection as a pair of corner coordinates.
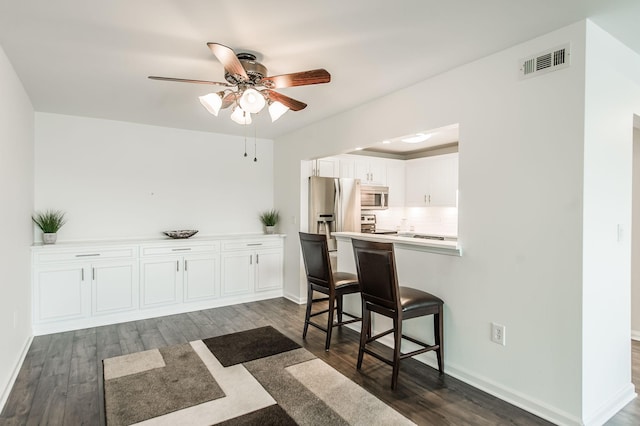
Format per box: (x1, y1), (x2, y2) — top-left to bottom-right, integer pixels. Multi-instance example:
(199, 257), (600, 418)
(361, 185), (389, 210)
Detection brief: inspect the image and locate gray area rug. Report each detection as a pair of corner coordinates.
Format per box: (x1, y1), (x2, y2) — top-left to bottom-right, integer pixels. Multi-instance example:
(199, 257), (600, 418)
(103, 325), (415, 425)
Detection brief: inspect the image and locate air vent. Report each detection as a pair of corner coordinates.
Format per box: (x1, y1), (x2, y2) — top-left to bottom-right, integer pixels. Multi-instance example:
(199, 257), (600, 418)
(519, 43), (570, 80)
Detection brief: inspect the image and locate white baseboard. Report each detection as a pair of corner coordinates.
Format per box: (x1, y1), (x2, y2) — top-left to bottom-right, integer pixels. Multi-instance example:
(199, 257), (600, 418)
(631, 329), (640, 341)
(583, 383), (636, 426)
(283, 291), (305, 304)
(0, 334), (33, 414)
(346, 322), (634, 426)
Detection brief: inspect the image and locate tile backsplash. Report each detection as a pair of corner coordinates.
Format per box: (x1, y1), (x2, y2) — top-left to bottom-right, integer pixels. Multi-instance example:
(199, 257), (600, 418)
(365, 206), (458, 236)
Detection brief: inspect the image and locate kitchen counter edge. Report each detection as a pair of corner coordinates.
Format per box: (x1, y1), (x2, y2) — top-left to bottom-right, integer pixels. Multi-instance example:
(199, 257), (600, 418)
(334, 232), (461, 257)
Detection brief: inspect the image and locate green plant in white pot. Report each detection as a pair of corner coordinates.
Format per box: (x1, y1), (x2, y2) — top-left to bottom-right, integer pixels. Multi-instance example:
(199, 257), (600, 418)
(259, 209), (279, 234)
(32, 209), (66, 244)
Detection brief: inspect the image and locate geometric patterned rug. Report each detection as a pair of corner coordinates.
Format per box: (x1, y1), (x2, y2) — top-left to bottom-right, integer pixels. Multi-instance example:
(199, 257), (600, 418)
(103, 326), (415, 425)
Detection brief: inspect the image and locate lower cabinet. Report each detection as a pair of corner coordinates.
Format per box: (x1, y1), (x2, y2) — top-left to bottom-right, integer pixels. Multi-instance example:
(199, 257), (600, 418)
(31, 235), (283, 334)
(221, 240), (284, 296)
(139, 243), (220, 308)
(32, 246), (139, 326)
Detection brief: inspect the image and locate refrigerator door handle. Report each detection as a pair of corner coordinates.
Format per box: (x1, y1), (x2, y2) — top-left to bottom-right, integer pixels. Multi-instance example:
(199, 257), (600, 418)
(334, 179), (342, 233)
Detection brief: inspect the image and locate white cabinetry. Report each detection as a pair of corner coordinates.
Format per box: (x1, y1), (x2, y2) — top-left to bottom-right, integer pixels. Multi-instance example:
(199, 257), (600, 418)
(32, 245), (138, 331)
(384, 160), (406, 207)
(31, 235), (284, 335)
(139, 242), (220, 308)
(309, 157), (340, 177)
(405, 153), (458, 207)
(221, 238), (283, 297)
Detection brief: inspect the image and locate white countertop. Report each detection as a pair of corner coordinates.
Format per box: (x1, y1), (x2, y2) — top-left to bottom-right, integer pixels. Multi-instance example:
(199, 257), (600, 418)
(333, 232), (461, 256)
(31, 233), (286, 250)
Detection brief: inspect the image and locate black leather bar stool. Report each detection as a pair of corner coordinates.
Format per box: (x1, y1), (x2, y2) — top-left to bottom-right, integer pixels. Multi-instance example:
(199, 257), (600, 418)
(352, 238), (444, 389)
(299, 232), (363, 351)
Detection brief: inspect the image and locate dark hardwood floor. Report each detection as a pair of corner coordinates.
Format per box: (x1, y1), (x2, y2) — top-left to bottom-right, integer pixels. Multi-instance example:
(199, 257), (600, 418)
(0, 298), (637, 425)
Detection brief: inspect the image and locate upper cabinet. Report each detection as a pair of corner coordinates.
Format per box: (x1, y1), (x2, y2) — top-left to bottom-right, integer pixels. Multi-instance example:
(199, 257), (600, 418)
(405, 153), (458, 207)
(352, 157), (387, 185)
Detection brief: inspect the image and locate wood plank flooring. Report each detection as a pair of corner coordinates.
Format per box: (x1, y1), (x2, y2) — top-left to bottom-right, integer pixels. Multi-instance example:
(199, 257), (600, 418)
(0, 298), (637, 425)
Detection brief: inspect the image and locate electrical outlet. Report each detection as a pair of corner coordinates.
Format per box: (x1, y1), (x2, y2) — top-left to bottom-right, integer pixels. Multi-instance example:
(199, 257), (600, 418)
(491, 322), (506, 346)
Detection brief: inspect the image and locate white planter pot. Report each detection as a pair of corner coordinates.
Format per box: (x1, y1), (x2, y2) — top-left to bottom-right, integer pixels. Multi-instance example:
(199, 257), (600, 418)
(43, 233), (57, 244)
(265, 226), (275, 234)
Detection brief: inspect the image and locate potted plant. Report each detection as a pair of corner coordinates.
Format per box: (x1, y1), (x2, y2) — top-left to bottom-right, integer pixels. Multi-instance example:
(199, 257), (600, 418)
(32, 209), (67, 244)
(259, 209), (279, 234)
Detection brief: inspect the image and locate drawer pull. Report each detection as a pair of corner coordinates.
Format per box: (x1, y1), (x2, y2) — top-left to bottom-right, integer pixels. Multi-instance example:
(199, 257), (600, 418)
(75, 253), (101, 257)
(171, 248), (192, 251)
(247, 243), (262, 246)
(176, 260), (180, 272)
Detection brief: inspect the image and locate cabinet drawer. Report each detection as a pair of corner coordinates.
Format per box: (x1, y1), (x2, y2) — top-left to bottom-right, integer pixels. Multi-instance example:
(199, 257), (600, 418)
(140, 242), (220, 257)
(222, 238), (283, 251)
(35, 246), (137, 263)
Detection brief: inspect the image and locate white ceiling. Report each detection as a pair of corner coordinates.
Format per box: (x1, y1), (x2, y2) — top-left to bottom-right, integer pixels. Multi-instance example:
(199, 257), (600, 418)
(0, 0), (639, 140)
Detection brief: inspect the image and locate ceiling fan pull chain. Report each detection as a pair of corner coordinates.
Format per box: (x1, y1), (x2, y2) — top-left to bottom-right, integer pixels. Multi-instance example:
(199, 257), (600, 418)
(243, 119), (248, 157)
(253, 121), (258, 162)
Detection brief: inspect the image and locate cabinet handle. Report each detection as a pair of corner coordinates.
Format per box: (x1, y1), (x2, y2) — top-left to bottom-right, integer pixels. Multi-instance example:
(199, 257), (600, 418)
(92, 267), (95, 281)
(424, 194), (427, 204)
(250, 255), (253, 265)
(176, 260), (180, 272)
(247, 243), (262, 246)
(184, 260), (188, 271)
(171, 248), (192, 251)
(429, 194), (431, 203)
(81, 268), (84, 281)
(76, 253), (100, 257)
(256, 254), (259, 264)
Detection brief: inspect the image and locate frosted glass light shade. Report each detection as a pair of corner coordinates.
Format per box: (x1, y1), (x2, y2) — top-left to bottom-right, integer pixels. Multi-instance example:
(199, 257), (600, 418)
(199, 92), (223, 116)
(239, 88), (266, 113)
(230, 106), (252, 125)
(268, 101), (289, 122)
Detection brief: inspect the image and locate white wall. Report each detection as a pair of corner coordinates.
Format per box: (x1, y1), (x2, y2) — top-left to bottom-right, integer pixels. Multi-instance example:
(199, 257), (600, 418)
(275, 22), (592, 424)
(34, 113), (274, 241)
(0, 45), (34, 409)
(581, 21), (640, 424)
(632, 127), (640, 338)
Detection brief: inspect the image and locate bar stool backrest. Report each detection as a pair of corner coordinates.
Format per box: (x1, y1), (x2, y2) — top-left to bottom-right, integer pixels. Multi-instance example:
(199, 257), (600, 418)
(352, 239), (401, 313)
(299, 232), (333, 290)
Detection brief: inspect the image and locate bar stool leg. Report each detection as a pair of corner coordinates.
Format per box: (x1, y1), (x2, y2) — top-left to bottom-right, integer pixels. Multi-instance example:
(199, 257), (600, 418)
(391, 317), (402, 390)
(303, 286), (313, 339)
(435, 306), (444, 374)
(357, 307), (370, 369)
(325, 296), (335, 351)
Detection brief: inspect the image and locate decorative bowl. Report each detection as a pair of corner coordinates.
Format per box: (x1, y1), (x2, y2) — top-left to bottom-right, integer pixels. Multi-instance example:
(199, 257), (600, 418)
(163, 230), (198, 239)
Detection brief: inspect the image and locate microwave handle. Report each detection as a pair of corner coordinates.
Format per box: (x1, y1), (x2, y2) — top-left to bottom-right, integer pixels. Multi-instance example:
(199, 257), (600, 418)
(382, 192), (386, 207)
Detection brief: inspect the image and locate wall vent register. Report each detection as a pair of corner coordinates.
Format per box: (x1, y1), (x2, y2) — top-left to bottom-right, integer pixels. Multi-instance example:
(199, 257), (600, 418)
(519, 43), (570, 80)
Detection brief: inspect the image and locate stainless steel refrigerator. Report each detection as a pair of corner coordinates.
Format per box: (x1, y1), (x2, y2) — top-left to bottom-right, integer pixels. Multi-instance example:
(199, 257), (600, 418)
(308, 176), (361, 251)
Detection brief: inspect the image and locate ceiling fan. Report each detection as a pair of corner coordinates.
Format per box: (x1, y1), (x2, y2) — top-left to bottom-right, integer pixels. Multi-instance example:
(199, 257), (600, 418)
(149, 42), (331, 124)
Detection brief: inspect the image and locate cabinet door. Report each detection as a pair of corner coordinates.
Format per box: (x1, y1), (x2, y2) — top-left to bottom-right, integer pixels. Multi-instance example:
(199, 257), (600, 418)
(367, 159), (387, 185)
(34, 265), (89, 323)
(354, 159), (371, 183)
(184, 255), (220, 302)
(255, 249), (283, 292)
(316, 158), (340, 177)
(405, 157), (430, 206)
(385, 161), (405, 207)
(427, 154), (458, 207)
(140, 258), (181, 308)
(92, 261), (138, 315)
(221, 251), (254, 296)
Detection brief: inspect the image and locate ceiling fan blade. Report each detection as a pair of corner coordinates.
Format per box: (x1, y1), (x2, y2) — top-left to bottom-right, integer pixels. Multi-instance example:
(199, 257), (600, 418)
(207, 42), (248, 80)
(262, 69), (330, 88)
(148, 76), (231, 86)
(264, 90), (307, 111)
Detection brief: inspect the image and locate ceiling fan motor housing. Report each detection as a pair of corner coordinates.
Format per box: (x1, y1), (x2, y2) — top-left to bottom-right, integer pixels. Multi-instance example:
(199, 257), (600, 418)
(225, 53), (267, 85)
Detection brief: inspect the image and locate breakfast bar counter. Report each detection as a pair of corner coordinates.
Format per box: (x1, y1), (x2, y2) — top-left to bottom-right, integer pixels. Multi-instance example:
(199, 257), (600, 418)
(333, 231), (461, 257)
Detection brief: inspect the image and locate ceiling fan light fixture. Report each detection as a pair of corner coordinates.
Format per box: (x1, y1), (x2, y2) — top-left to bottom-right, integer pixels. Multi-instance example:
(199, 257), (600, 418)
(230, 106), (252, 125)
(239, 88), (266, 114)
(401, 133), (432, 144)
(268, 101), (289, 122)
(198, 92), (223, 116)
